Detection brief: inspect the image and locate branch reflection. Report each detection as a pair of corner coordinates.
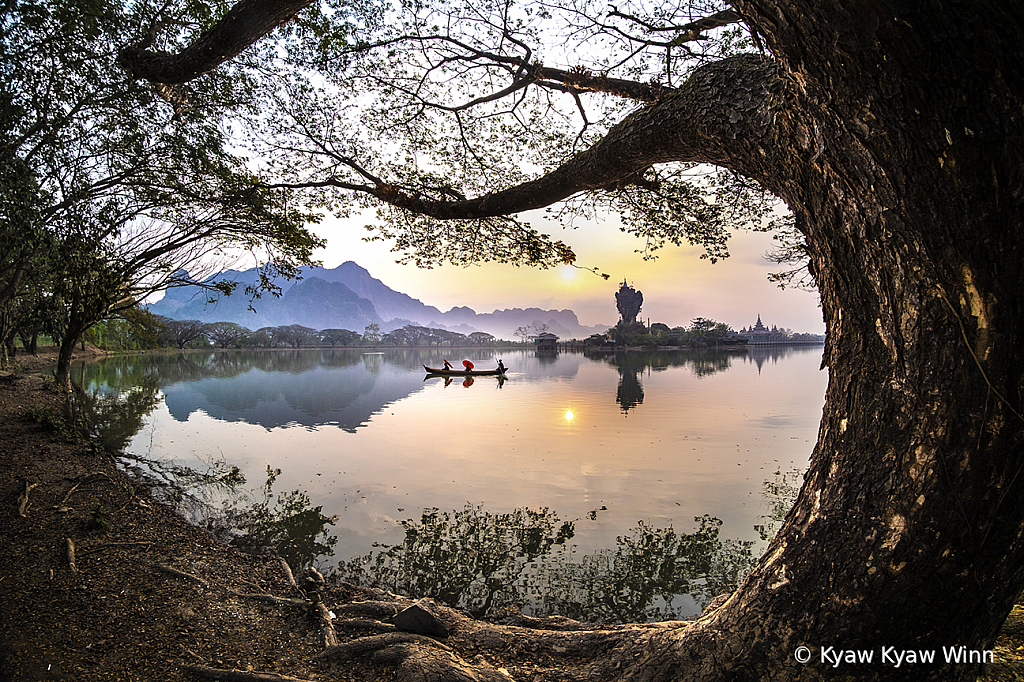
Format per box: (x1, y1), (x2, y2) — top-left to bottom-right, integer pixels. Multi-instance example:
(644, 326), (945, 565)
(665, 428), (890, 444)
(335, 504), (756, 623)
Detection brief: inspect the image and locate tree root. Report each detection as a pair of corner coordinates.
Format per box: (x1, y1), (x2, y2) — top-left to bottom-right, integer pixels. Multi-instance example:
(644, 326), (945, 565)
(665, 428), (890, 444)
(365, 644), (515, 682)
(317, 632), (452, 663)
(317, 632), (517, 682)
(66, 537), (77, 574)
(315, 602), (339, 647)
(161, 560), (686, 682)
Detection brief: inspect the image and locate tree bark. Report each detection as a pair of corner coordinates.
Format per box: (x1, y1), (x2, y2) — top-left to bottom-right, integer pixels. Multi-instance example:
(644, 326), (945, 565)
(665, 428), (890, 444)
(597, 2), (1024, 679)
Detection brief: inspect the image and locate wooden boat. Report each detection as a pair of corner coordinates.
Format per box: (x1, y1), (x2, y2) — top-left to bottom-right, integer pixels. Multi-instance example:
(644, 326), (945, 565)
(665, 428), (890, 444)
(423, 364), (508, 376)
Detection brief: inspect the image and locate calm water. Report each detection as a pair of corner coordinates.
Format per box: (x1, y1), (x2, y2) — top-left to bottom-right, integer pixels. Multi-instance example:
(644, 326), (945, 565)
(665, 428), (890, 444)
(80, 346), (826, 620)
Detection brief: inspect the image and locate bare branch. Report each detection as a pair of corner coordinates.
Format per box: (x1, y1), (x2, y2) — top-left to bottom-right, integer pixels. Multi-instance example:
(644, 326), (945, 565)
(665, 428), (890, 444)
(532, 65), (670, 101)
(606, 7), (742, 40)
(272, 55), (783, 222)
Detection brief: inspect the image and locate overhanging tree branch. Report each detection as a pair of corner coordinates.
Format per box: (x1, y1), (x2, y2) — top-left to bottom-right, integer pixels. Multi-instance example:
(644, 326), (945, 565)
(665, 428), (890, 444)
(118, 0), (314, 83)
(265, 55), (786, 222)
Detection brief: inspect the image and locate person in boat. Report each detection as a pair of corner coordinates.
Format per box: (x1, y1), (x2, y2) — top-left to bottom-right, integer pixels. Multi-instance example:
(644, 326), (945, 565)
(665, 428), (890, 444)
(443, 359), (453, 370)
(462, 360), (474, 372)
(497, 359), (506, 374)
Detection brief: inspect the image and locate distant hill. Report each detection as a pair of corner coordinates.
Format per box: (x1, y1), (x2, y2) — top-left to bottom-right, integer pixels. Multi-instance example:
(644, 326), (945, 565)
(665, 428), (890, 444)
(147, 262), (609, 340)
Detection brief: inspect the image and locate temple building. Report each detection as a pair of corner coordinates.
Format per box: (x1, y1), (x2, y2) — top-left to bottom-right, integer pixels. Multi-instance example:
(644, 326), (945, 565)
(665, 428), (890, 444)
(738, 314), (825, 346)
(738, 314), (790, 345)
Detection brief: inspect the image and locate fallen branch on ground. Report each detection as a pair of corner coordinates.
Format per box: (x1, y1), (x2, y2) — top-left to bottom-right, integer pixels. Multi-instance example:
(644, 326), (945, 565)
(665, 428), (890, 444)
(17, 480), (39, 516)
(154, 564), (210, 588)
(182, 665), (314, 681)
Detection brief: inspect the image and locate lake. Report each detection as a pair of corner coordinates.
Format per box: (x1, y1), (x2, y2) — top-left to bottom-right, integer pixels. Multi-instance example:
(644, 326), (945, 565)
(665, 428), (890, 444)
(79, 345), (827, 621)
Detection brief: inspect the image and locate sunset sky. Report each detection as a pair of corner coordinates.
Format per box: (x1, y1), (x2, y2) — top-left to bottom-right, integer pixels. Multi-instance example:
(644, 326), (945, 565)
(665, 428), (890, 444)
(309, 210), (825, 335)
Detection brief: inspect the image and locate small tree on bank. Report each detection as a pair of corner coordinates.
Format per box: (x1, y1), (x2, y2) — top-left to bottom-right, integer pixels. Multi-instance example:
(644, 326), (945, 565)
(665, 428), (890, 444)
(1, 0), (323, 397)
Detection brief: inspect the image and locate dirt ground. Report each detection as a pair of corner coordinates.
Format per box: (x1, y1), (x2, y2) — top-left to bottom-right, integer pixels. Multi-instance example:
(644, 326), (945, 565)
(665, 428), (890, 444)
(0, 347), (396, 681)
(1, 346), (1023, 681)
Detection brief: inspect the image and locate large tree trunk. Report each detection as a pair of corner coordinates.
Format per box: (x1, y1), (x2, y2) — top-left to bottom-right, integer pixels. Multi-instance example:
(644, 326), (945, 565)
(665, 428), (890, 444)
(600, 3), (1024, 680)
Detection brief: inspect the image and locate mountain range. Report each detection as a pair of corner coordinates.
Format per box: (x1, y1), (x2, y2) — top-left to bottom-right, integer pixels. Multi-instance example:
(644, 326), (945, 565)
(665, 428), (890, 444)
(146, 262), (609, 341)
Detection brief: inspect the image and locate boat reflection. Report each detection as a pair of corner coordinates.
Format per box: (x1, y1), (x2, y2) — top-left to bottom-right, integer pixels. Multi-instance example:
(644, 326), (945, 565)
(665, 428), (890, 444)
(425, 373), (507, 389)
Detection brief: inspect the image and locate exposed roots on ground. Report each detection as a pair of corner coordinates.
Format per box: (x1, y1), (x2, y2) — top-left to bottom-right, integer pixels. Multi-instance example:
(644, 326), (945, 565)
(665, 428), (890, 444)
(157, 559), (695, 682)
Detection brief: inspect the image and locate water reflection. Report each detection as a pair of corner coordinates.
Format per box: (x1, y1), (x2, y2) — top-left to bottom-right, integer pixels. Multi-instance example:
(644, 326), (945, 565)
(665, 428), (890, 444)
(755, 467), (805, 542)
(591, 350), (737, 413)
(82, 348), (809, 431)
(425, 374), (507, 389)
(540, 515), (754, 623)
(335, 504), (755, 623)
(89, 350), (442, 432)
(77, 346), (825, 621)
(72, 376), (162, 454)
(229, 466), (338, 570)
(118, 451), (248, 527)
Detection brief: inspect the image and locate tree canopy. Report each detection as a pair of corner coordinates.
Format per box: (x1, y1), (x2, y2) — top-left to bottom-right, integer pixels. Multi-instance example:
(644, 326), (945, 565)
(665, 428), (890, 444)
(0, 0), (325, 390)
(111, 0), (791, 269)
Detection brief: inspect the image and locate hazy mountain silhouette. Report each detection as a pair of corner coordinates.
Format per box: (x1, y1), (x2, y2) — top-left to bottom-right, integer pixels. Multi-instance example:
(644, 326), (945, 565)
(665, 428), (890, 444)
(148, 262), (608, 340)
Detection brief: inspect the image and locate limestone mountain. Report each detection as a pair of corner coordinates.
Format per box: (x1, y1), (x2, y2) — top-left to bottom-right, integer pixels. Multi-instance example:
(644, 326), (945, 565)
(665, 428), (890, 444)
(147, 262), (608, 340)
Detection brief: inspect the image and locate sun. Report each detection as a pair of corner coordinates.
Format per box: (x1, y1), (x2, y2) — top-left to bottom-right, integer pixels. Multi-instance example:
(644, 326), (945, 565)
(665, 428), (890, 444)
(559, 265), (577, 282)
(564, 409), (574, 422)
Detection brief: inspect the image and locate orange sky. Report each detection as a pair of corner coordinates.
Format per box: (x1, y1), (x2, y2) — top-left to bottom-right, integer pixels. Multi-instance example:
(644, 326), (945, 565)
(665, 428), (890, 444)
(310, 210), (825, 334)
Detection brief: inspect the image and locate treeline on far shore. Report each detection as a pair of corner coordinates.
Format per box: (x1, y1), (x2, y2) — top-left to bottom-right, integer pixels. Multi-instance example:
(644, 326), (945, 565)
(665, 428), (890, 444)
(3, 313), (517, 356)
(7, 311), (823, 358)
(586, 318), (823, 350)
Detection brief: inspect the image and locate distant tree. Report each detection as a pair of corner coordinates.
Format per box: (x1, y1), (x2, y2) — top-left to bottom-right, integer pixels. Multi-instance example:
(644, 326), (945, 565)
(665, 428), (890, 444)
(273, 325), (317, 348)
(686, 318), (733, 347)
(84, 306), (162, 351)
(246, 329), (274, 348)
(157, 318), (210, 350)
(436, 329), (469, 346)
(468, 332), (495, 345)
(206, 322), (251, 349)
(689, 317), (717, 336)
(362, 323), (382, 345)
(402, 325), (432, 346)
(320, 328), (361, 347)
